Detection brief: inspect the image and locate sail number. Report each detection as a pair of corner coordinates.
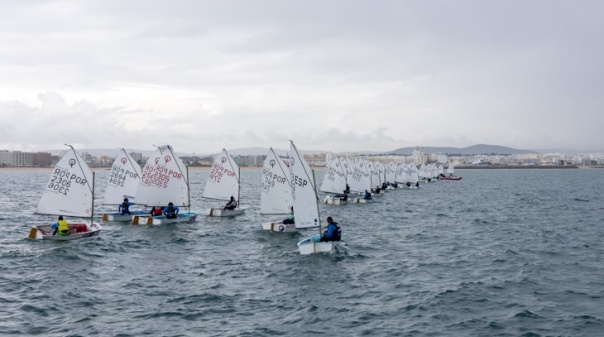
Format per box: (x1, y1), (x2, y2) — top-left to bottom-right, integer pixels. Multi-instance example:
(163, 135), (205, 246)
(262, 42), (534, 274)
(141, 165), (182, 188)
(48, 167), (87, 195)
(110, 166), (139, 188)
(209, 163), (235, 183)
(261, 169), (287, 190)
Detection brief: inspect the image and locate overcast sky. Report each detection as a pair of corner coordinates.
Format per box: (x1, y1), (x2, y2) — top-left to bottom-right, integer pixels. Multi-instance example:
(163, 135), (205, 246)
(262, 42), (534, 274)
(1, 0), (602, 154)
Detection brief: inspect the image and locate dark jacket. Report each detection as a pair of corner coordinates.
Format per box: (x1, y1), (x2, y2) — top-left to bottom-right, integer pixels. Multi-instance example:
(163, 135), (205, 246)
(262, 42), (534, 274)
(322, 222), (342, 241)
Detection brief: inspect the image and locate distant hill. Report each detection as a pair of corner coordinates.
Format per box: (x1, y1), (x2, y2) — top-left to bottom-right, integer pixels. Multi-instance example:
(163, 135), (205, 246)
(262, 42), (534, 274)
(388, 144), (536, 155)
(42, 144), (598, 158)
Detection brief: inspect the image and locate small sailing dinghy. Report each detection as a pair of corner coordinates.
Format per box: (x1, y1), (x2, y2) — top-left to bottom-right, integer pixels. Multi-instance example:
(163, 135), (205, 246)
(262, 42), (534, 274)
(260, 147), (296, 232)
(287, 141), (336, 255)
(101, 148), (148, 222)
(441, 164), (462, 180)
(349, 158), (374, 203)
(131, 145), (198, 225)
(321, 156), (349, 205)
(28, 145), (102, 240)
(204, 149), (245, 217)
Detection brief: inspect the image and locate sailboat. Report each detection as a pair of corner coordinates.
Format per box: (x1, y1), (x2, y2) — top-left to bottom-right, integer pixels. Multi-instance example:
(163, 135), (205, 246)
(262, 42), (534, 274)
(131, 145), (198, 225)
(441, 163), (462, 180)
(260, 147), (296, 232)
(28, 145), (102, 240)
(320, 156), (348, 205)
(101, 148), (147, 222)
(204, 148), (245, 217)
(349, 157), (374, 203)
(288, 141), (335, 255)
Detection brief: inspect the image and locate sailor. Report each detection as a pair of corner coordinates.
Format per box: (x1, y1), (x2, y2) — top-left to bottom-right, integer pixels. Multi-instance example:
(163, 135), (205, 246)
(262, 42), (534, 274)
(363, 190), (372, 200)
(150, 206), (163, 216)
(119, 198), (133, 215)
(320, 216), (342, 242)
(163, 202), (179, 219)
(51, 215), (70, 236)
(282, 206), (295, 224)
(223, 196), (237, 210)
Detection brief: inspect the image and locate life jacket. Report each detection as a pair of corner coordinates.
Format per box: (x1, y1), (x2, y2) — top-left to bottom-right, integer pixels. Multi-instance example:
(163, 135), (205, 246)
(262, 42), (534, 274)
(151, 208), (162, 216)
(58, 220), (70, 235)
(334, 223), (342, 240)
(120, 202), (130, 212)
(165, 206), (177, 215)
(324, 222), (341, 241)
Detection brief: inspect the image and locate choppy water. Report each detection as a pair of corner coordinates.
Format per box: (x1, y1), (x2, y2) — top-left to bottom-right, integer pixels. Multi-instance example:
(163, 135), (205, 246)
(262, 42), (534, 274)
(1, 168), (603, 337)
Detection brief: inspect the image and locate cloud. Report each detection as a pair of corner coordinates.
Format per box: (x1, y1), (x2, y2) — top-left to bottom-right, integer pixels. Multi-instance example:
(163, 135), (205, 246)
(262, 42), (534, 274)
(1, 1), (603, 153)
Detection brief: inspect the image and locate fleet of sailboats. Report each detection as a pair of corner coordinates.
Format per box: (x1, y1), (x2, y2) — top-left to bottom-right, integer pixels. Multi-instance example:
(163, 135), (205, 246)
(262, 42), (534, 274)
(26, 142), (458, 256)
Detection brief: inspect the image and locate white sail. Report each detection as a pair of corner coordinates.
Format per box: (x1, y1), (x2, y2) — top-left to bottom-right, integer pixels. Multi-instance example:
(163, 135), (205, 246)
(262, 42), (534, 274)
(341, 157), (353, 183)
(348, 157), (371, 193)
(408, 164), (420, 183)
(289, 141), (320, 229)
(395, 163), (405, 183)
(385, 162), (396, 184)
(103, 148), (142, 205)
(137, 145), (190, 207)
(447, 164), (455, 175)
(36, 146), (94, 217)
(320, 156), (347, 194)
(368, 161), (380, 188)
(202, 149), (240, 202)
(260, 148), (293, 214)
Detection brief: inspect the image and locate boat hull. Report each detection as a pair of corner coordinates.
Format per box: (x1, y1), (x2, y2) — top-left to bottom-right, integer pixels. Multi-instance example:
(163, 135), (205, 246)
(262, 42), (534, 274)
(28, 222), (102, 241)
(132, 212), (199, 225)
(297, 234), (335, 255)
(208, 208), (245, 217)
(261, 222), (298, 233)
(101, 210), (149, 222)
(352, 198), (373, 203)
(323, 196), (348, 205)
(440, 176), (462, 180)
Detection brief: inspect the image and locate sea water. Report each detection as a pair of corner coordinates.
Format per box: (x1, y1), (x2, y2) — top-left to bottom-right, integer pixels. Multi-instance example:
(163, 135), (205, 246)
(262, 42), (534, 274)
(0, 168), (603, 336)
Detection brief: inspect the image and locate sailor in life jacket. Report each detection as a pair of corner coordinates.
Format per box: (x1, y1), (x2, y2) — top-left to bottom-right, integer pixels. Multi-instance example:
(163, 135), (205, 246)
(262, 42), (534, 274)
(163, 202), (179, 219)
(150, 206), (163, 216)
(320, 216), (342, 242)
(51, 215), (70, 236)
(119, 198), (133, 215)
(223, 196), (237, 210)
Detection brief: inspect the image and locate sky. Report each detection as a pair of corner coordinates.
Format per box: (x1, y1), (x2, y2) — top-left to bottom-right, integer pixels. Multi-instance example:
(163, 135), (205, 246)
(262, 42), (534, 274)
(1, 0), (603, 154)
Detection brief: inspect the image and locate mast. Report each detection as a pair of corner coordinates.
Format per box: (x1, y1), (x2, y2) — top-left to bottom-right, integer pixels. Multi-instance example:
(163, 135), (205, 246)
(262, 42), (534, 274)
(186, 165), (191, 212)
(312, 169), (322, 236)
(237, 166), (241, 209)
(91, 172), (95, 223)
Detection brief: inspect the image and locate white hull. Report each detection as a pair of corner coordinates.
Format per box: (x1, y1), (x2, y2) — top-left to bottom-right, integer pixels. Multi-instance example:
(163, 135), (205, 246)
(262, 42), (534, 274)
(261, 222), (298, 233)
(28, 222), (102, 241)
(323, 196), (348, 205)
(102, 210), (149, 222)
(352, 197), (374, 203)
(297, 234), (335, 255)
(208, 208), (245, 217)
(132, 212), (199, 225)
